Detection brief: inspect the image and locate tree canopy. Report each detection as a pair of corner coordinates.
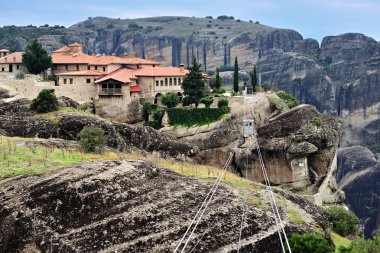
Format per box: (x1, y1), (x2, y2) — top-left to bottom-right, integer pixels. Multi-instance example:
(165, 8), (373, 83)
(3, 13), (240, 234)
(251, 66), (258, 91)
(30, 89), (58, 113)
(233, 57), (239, 93)
(22, 39), (52, 74)
(181, 58), (206, 107)
(161, 92), (180, 108)
(215, 67), (222, 89)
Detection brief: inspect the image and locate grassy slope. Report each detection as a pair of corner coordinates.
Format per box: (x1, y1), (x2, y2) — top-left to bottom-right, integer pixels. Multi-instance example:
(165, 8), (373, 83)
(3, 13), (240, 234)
(32, 106), (105, 124)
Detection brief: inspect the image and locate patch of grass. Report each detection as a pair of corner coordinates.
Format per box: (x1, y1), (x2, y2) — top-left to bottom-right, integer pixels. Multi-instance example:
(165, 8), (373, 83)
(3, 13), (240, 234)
(0, 136), (130, 179)
(330, 231), (351, 252)
(288, 209), (306, 225)
(32, 106), (104, 124)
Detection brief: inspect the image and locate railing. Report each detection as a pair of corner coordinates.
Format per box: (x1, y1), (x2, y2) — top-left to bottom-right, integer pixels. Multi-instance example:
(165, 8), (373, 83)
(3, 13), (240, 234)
(99, 88), (122, 96)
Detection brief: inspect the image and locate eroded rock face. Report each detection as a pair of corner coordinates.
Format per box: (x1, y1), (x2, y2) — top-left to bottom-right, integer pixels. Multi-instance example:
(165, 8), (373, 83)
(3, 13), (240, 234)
(337, 146), (380, 237)
(0, 160), (325, 252)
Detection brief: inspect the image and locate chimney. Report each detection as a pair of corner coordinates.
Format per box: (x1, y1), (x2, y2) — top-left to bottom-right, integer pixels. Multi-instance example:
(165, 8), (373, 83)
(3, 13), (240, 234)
(124, 52), (128, 58)
(179, 63), (185, 71)
(4, 57), (7, 62)
(13, 56), (16, 62)
(147, 52), (152, 60)
(132, 52), (136, 58)
(112, 53), (116, 56)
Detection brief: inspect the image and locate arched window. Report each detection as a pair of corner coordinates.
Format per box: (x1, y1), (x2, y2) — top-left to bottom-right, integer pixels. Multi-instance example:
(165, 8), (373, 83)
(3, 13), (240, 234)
(160, 80), (163, 86)
(165, 78), (168, 86)
(178, 78), (181, 84)
(156, 81), (159, 86)
(174, 78), (177, 86)
(169, 78), (172, 86)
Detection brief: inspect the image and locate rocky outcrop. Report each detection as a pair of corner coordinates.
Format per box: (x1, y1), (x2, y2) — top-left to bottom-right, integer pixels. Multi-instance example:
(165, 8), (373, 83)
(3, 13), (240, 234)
(0, 159), (328, 252)
(0, 94), (196, 157)
(337, 146), (380, 237)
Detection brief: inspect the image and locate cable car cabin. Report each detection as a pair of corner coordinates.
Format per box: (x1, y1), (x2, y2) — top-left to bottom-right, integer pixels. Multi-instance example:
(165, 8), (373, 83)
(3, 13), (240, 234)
(243, 119), (255, 137)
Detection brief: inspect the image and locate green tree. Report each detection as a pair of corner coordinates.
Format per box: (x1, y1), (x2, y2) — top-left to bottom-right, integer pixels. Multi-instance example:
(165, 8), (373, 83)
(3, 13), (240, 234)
(79, 126), (106, 153)
(286, 233), (334, 253)
(251, 66), (258, 91)
(215, 67), (222, 89)
(218, 98), (229, 108)
(338, 232), (380, 253)
(161, 92), (180, 108)
(233, 57), (239, 93)
(276, 91), (300, 108)
(30, 89), (59, 113)
(200, 96), (214, 108)
(22, 39), (52, 74)
(181, 58), (206, 107)
(326, 206), (360, 237)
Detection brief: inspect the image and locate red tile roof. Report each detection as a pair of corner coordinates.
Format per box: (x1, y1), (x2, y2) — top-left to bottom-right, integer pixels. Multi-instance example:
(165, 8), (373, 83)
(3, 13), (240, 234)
(130, 85), (142, 92)
(95, 68), (136, 84)
(132, 66), (189, 77)
(0, 49), (10, 53)
(56, 70), (105, 76)
(0, 52), (23, 63)
(51, 53), (160, 66)
(69, 43), (82, 47)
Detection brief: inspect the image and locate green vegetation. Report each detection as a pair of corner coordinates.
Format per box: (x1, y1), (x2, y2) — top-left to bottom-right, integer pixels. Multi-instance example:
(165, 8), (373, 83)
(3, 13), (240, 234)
(22, 39), (52, 74)
(167, 108), (228, 127)
(217, 15), (234, 20)
(32, 106), (102, 125)
(251, 66), (258, 91)
(337, 233), (380, 253)
(288, 209), (305, 225)
(181, 58), (206, 107)
(267, 95), (289, 113)
(259, 81), (272, 91)
(213, 87), (225, 94)
(218, 98), (229, 109)
(30, 89), (59, 113)
(312, 115), (326, 127)
(286, 233), (334, 253)
(215, 67), (222, 89)
(161, 92), (180, 108)
(326, 206), (360, 237)
(0, 136), (128, 179)
(233, 57), (239, 93)
(15, 71), (25, 80)
(330, 232), (351, 252)
(79, 126), (106, 153)
(200, 96), (214, 108)
(276, 91), (300, 108)
(142, 102), (164, 130)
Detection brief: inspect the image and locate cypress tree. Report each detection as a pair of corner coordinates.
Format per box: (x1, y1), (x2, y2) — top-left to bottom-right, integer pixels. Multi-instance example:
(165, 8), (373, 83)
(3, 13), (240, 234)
(215, 67), (222, 89)
(233, 57), (239, 93)
(22, 39), (52, 74)
(181, 58), (206, 107)
(251, 66), (258, 92)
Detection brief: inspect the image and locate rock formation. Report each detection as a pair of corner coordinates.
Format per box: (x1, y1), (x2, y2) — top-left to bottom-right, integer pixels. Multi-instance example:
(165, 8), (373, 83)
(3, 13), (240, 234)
(0, 160), (328, 252)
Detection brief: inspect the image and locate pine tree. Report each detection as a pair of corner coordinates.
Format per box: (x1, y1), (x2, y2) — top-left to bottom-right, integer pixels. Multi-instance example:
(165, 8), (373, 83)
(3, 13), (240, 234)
(22, 39), (52, 74)
(215, 67), (222, 89)
(251, 66), (258, 92)
(181, 58), (206, 107)
(233, 57), (239, 93)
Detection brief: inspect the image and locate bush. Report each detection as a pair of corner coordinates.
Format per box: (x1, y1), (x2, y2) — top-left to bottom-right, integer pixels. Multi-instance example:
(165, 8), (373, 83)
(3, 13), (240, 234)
(214, 87), (225, 94)
(79, 126), (105, 153)
(161, 92), (180, 108)
(218, 98), (229, 108)
(30, 89), (59, 113)
(128, 22), (139, 29)
(326, 206), (360, 237)
(142, 102), (158, 121)
(200, 96), (213, 108)
(15, 71), (25, 80)
(338, 232), (380, 253)
(286, 233), (334, 253)
(260, 81), (272, 91)
(267, 95), (288, 113)
(167, 108), (228, 127)
(276, 91), (300, 108)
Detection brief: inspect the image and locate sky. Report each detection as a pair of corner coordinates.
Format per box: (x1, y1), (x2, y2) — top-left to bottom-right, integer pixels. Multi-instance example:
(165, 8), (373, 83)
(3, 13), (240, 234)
(1, 0), (380, 42)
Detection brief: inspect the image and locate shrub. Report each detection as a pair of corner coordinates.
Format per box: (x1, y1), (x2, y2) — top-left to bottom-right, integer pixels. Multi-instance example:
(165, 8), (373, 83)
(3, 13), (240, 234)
(200, 96), (213, 108)
(142, 102), (158, 121)
(79, 126), (105, 153)
(326, 206), (360, 237)
(15, 71), (25, 80)
(30, 89), (59, 113)
(128, 22), (139, 29)
(207, 24), (212, 28)
(218, 98), (229, 108)
(276, 91), (300, 108)
(286, 233), (334, 253)
(214, 87), (225, 94)
(260, 81), (272, 91)
(267, 95), (288, 113)
(161, 92), (180, 108)
(338, 232), (380, 253)
(167, 108), (228, 127)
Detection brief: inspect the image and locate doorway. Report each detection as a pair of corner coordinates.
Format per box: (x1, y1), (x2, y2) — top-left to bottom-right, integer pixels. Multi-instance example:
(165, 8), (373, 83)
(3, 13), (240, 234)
(9, 64), (13, 73)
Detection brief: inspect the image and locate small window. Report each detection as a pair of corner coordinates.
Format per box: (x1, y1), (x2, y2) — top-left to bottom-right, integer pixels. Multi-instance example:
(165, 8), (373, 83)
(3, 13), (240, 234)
(65, 64), (68, 70)
(63, 79), (67, 84)
(165, 78), (168, 86)
(1, 68), (4, 72)
(160, 80), (163, 86)
(178, 78), (181, 84)
(16, 65), (20, 70)
(103, 67), (106, 72)
(95, 66), (98, 70)
(156, 81), (159, 86)
(87, 65), (90, 70)
(169, 78), (172, 86)
(86, 79), (91, 83)
(76, 65), (79, 71)
(70, 78), (73, 84)
(174, 78), (177, 86)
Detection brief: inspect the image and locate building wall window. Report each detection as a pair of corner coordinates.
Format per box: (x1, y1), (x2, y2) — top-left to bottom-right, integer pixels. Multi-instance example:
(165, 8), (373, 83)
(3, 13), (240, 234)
(63, 79), (67, 84)
(178, 78), (181, 84)
(165, 78), (168, 86)
(169, 78), (172, 86)
(76, 65), (79, 71)
(160, 80), (163, 86)
(95, 66), (98, 70)
(174, 78), (177, 86)
(1, 68), (4, 72)
(16, 65), (20, 70)
(87, 65), (90, 70)
(65, 64), (68, 70)
(86, 79), (91, 83)
(103, 67), (106, 72)
(156, 81), (159, 86)
(70, 78), (73, 84)
(101, 82), (122, 95)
